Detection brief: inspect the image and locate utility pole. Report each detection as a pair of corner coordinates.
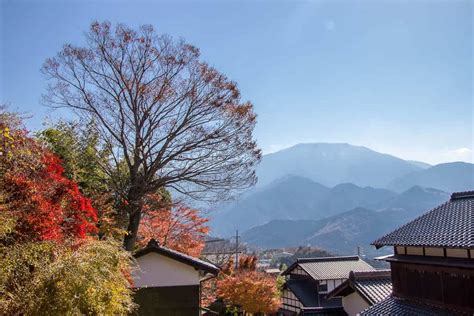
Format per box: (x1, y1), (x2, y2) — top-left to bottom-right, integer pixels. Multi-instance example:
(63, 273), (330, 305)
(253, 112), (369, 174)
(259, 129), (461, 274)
(235, 230), (239, 270)
(357, 246), (360, 257)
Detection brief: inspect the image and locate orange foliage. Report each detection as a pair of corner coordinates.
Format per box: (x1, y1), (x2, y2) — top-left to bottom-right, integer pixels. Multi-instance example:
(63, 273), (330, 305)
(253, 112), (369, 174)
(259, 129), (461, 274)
(138, 195), (209, 257)
(204, 256), (281, 313)
(216, 271), (281, 313)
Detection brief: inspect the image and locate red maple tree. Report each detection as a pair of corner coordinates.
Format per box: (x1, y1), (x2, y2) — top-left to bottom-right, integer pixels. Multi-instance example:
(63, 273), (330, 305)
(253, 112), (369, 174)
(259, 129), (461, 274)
(138, 195), (209, 257)
(1, 115), (97, 242)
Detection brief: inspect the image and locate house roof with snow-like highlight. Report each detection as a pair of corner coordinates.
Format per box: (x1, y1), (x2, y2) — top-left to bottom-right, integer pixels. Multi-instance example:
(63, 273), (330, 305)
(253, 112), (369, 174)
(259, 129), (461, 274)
(282, 256), (375, 281)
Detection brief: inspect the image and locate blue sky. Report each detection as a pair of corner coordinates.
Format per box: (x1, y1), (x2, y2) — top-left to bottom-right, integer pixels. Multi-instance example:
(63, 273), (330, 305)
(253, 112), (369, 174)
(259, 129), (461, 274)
(1, 0), (472, 164)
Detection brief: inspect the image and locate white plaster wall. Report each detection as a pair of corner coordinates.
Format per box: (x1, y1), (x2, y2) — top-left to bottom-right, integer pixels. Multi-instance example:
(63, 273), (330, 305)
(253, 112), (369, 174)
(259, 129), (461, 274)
(319, 279), (344, 294)
(132, 252), (200, 288)
(330, 279), (343, 292)
(342, 292), (370, 316)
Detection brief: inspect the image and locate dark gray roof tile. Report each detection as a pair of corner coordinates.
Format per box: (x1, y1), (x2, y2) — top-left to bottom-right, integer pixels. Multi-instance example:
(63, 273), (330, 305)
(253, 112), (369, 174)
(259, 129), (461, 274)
(372, 191), (474, 249)
(326, 270), (391, 305)
(360, 296), (463, 315)
(352, 270), (392, 305)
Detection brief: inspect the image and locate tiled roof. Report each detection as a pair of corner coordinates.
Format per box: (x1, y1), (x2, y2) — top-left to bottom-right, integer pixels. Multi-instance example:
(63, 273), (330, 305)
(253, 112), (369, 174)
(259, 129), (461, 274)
(360, 296), (460, 315)
(372, 191), (474, 249)
(282, 256), (375, 281)
(351, 270), (392, 305)
(134, 239), (219, 275)
(327, 270), (391, 305)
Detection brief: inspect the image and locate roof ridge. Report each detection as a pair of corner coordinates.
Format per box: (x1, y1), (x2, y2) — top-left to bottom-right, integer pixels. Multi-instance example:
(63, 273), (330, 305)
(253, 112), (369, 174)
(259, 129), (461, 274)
(134, 239), (220, 274)
(451, 190), (474, 200)
(371, 200), (452, 248)
(372, 192), (474, 249)
(350, 269), (391, 280)
(297, 255), (360, 263)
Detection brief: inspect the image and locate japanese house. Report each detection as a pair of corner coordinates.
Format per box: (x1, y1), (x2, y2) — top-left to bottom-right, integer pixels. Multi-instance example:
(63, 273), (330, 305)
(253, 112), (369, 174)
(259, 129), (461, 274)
(279, 256), (375, 315)
(361, 190), (474, 315)
(326, 270), (391, 316)
(132, 239), (219, 315)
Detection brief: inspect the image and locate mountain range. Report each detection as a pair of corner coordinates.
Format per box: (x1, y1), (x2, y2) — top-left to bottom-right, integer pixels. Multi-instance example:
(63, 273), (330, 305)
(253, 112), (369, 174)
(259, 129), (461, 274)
(211, 176), (449, 236)
(242, 187), (449, 255)
(210, 143), (473, 254)
(387, 162), (474, 193)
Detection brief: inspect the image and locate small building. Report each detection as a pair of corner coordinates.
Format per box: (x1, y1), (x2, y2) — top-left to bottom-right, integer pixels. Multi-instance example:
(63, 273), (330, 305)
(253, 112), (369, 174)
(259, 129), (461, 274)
(279, 256), (375, 315)
(325, 270), (391, 316)
(132, 239), (219, 315)
(361, 190), (474, 315)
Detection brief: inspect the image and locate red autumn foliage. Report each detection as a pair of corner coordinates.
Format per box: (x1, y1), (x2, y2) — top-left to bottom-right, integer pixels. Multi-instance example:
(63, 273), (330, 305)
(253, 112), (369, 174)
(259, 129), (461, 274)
(138, 195), (209, 257)
(1, 116), (97, 242)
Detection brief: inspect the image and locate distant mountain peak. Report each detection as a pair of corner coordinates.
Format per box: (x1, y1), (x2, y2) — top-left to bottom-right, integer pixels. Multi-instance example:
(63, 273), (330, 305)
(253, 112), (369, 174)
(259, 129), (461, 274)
(258, 142), (421, 188)
(281, 142), (374, 153)
(332, 183), (362, 190)
(265, 174), (328, 189)
(406, 160), (432, 169)
(400, 185), (447, 196)
(388, 162), (474, 193)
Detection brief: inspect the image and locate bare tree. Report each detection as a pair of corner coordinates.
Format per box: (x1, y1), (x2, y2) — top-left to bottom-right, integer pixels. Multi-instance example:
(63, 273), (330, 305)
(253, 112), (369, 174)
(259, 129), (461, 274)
(42, 22), (261, 250)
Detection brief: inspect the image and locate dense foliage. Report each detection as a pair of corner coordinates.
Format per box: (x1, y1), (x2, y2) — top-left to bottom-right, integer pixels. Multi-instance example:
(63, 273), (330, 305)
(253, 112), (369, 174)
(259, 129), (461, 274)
(39, 121), (126, 238)
(1, 118), (97, 242)
(0, 111), (135, 315)
(1, 240), (134, 315)
(204, 256), (281, 314)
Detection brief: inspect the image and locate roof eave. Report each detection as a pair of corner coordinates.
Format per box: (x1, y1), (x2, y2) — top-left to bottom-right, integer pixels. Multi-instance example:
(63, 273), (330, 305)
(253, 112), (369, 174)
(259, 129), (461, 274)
(134, 246), (219, 275)
(325, 279), (354, 300)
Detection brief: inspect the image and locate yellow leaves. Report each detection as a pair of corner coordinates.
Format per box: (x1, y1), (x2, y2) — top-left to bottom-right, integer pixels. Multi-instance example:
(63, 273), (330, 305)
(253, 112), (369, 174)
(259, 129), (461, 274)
(0, 239), (136, 315)
(0, 123), (37, 167)
(1, 127), (15, 160)
(0, 211), (17, 238)
(2, 127), (14, 140)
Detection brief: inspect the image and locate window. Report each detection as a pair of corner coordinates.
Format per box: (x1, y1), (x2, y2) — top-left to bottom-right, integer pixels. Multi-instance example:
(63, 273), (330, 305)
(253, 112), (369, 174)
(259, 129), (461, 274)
(318, 283), (328, 292)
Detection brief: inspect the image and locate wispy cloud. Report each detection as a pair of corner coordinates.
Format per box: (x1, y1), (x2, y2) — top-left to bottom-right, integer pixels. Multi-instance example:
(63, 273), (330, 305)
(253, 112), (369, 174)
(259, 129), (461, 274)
(323, 20), (336, 31)
(451, 147), (472, 155)
(441, 147), (473, 163)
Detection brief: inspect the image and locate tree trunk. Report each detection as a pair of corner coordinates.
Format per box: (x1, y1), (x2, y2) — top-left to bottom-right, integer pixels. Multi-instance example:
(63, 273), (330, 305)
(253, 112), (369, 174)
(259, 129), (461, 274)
(123, 181), (146, 251)
(123, 208), (142, 251)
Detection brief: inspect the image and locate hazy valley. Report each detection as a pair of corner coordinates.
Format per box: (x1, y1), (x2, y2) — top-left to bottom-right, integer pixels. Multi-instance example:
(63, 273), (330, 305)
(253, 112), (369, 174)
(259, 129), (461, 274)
(210, 143), (473, 256)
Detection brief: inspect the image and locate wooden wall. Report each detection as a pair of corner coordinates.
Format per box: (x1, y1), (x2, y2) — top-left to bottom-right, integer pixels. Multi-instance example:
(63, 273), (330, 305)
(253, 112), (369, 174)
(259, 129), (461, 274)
(391, 261), (474, 313)
(133, 285), (200, 315)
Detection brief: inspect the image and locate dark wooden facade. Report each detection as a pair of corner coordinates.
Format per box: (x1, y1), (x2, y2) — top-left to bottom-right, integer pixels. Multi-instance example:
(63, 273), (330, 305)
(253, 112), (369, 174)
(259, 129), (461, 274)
(133, 285), (200, 315)
(390, 259), (474, 314)
(367, 191), (474, 315)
